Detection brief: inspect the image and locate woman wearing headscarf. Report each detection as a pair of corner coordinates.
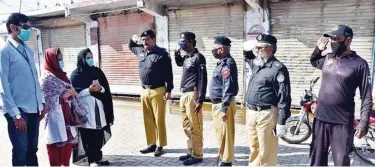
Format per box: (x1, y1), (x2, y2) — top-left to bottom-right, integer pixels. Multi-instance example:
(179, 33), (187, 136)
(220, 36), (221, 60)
(41, 48), (83, 166)
(70, 48), (114, 167)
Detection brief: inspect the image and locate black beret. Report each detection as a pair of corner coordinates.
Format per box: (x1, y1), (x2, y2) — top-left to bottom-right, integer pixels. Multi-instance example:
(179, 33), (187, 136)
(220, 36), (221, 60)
(180, 32), (196, 40)
(140, 29), (156, 38)
(214, 36), (231, 46)
(255, 34), (277, 46)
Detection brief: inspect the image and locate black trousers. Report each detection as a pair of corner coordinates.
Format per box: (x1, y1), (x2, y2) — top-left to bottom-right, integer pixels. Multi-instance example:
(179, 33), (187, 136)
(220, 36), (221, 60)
(79, 128), (105, 163)
(310, 118), (354, 166)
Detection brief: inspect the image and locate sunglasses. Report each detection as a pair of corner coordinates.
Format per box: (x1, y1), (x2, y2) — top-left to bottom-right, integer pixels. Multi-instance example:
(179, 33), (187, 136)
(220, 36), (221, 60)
(17, 24), (32, 30)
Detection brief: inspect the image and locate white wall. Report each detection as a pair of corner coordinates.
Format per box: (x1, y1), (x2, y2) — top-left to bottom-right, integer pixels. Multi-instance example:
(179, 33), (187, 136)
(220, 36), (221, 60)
(85, 21), (100, 67)
(244, 3), (270, 89)
(155, 16), (169, 50)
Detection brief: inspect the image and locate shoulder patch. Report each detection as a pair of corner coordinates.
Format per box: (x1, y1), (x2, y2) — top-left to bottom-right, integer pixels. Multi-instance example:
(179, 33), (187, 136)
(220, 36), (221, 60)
(221, 66), (231, 78)
(277, 74), (285, 82)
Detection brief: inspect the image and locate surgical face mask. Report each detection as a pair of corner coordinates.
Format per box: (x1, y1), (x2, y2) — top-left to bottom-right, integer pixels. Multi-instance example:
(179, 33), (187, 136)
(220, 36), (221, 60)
(17, 28), (31, 42)
(86, 58), (94, 67)
(211, 48), (220, 59)
(178, 41), (188, 50)
(59, 61), (64, 69)
(331, 41), (347, 55)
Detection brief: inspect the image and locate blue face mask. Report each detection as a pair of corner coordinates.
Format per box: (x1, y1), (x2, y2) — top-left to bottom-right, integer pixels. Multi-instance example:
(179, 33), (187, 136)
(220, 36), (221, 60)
(86, 58), (94, 67)
(179, 42), (188, 50)
(59, 61), (64, 69)
(17, 29), (31, 42)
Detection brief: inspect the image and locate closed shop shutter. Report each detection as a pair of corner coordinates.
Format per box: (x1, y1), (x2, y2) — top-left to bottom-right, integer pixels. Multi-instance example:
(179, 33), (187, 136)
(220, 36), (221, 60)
(41, 25), (86, 77)
(168, 4), (245, 124)
(98, 13), (154, 95)
(270, 0), (375, 108)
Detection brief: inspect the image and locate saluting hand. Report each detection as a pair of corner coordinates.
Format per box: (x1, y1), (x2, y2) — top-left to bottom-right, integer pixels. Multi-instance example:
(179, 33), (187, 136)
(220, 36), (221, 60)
(317, 37), (330, 51)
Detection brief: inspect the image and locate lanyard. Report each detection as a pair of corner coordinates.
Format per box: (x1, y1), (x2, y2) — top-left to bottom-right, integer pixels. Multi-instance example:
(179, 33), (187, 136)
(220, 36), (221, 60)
(8, 41), (30, 63)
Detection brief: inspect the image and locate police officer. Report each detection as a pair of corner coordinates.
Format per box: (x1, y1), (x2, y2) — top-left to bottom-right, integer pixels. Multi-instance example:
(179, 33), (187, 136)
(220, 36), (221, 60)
(174, 32), (207, 165)
(210, 36), (238, 166)
(310, 25), (372, 166)
(245, 34), (291, 166)
(129, 29), (173, 157)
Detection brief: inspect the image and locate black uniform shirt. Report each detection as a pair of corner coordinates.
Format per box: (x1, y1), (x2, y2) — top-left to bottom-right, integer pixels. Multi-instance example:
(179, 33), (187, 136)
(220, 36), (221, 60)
(175, 49), (208, 103)
(311, 47), (372, 131)
(128, 39), (174, 92)
(246, 56), (291, 125)
(210, 55), (239, 113)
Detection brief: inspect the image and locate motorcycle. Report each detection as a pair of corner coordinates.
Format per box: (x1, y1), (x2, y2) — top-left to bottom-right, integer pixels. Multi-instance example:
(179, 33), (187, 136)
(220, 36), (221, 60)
(280, 77), (319, 144)
(352, 115), (375, 165)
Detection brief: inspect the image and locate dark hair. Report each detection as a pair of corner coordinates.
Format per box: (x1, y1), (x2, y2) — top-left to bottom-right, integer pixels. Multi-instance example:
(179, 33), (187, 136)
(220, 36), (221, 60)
(6, 13), (30, 34)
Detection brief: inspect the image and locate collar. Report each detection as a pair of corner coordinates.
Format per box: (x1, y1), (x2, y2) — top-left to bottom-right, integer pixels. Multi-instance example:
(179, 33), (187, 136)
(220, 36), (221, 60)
(186, 48), (198, 57)
(145, 45), (158, 54)
(8, 36), (22, 48)
(264, 56), (276, 68)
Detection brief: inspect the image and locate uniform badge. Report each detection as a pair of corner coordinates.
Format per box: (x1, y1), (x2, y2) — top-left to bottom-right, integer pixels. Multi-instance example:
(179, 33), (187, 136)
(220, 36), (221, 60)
(277, 74), (285, 82)
(221, 67), (231, 78)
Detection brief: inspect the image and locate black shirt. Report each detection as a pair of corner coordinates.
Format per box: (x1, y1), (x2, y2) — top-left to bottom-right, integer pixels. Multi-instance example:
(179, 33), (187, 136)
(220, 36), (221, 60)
(128, 39), (174, 92)
(210, 55), (239, 113)
(175, 49), (208, 104)
(311, 47), (372, 131)
(246, 56), (291, 125)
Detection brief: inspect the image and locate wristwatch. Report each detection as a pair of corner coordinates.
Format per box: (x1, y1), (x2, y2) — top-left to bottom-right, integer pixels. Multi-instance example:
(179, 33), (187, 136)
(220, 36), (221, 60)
(14, 114), (21, 120)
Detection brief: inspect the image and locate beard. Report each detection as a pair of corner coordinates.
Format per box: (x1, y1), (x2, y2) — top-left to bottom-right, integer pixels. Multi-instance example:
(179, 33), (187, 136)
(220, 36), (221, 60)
(253, 54), (268, 67)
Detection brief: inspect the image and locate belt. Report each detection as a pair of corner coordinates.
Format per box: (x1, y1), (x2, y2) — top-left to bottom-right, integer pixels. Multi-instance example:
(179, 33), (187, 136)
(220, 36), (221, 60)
(142, 84), (164, 89)
(180, 86), (196, 93)
(247, 104), (271, 112)
(211, 98), (222, 104)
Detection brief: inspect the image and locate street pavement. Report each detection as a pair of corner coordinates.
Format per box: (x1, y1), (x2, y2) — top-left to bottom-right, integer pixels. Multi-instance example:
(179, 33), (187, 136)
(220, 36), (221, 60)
(0, 99), (373, 166)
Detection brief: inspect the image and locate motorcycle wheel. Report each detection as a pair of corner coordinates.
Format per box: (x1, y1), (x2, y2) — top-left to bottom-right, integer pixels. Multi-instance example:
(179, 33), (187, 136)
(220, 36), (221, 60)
(353, 126), (375, 165)
(281, 119), (312, 144)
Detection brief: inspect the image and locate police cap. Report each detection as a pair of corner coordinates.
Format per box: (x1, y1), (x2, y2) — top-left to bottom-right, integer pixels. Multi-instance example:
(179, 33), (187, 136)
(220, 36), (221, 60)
(214, 36), (231, 46)
(180, 32), (196, 40)
(255, 34), (277, 47)
(140, 29), (156, 38)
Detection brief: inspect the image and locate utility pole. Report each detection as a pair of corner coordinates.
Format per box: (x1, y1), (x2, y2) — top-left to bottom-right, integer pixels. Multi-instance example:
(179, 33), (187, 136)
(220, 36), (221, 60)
(19, 0), (22, 12)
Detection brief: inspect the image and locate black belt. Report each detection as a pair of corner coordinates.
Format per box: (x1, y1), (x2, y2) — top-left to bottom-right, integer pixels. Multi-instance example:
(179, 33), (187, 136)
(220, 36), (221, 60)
(211, 98), (222, 104)
(247, 104), (271, 112)
(180, 86), (196, 93)
(142, 84), (164, 89)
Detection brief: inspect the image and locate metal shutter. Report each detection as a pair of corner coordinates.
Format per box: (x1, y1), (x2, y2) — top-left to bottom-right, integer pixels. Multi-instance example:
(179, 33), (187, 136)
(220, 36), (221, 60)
(41, 25), (86, 77)
(168, 4), (245, 124)
(270, 0), (375, 108)
(98, 13), (154, 95)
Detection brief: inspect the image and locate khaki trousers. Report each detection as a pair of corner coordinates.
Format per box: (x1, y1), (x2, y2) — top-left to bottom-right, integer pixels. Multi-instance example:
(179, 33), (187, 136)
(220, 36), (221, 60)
(212, 99), (236, 163)
(140, 87), (167, 147)
(247, 107), (278, 166)
(180, 92), (203, 159)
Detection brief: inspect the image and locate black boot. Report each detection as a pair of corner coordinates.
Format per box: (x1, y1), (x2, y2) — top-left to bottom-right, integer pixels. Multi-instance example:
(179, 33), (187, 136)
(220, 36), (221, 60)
(179, 154), (192, 161)
(220, 162), (232, 166)
(183, 157), (203, 166)
(154, 146), (163, 157)
(140, 145), (156, 154)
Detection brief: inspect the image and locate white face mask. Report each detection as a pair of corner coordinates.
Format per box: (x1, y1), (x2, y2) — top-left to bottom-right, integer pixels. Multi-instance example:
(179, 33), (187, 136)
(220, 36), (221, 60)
(59, 61), (64, 69)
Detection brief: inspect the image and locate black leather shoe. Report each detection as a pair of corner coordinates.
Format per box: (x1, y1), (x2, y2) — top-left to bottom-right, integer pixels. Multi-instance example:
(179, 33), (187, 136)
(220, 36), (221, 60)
(154, 147), (163, 157)
(183, 157), (203, 166)
(140, 145), (156, 154)
(96, 159), (110, 166)
(220, 162), (232, 166)
(179, 154), (191, 161)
